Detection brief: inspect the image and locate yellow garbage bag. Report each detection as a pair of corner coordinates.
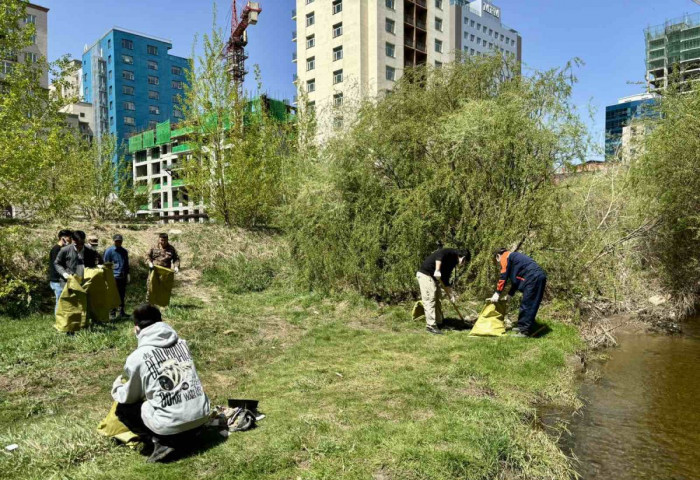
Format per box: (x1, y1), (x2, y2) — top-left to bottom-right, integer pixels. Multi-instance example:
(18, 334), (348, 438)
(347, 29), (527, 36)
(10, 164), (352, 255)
(97, 401), (141, 447)
(83, 265), (121, 323)
(55, 276), (88, 333)
(147, 266), (175, 307)
(412, 301), (425, 322)
(469, 301), (507, 337)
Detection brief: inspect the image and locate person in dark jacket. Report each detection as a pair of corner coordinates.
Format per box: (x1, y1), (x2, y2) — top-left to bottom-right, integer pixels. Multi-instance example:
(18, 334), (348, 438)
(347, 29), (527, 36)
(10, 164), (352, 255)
(490, 248), (547, 337)
(54, 230), (102, 285)
(48, 229), (73, 313)
(417, 248), (470, 335)
(104, 234), (130, 318)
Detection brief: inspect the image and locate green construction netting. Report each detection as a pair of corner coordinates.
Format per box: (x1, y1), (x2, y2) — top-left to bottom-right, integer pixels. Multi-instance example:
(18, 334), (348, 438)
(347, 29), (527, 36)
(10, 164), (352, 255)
(143, 130), (155, 148)
(156, 120), (171, 145)
(128, 133), (143, 153)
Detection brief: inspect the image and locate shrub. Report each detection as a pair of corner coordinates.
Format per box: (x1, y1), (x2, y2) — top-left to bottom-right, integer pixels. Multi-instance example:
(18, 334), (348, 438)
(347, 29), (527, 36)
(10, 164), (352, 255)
(203, 254), (278, 294)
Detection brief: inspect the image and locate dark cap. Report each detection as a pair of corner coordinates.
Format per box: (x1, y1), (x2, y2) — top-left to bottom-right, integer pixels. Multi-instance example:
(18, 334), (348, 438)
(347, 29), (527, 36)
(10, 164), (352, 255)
(113, 234), (124, 242)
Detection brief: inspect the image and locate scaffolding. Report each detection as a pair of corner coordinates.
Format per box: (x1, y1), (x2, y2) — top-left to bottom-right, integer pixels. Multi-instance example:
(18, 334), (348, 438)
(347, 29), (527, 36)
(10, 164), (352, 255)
(645, 13), (700, 92)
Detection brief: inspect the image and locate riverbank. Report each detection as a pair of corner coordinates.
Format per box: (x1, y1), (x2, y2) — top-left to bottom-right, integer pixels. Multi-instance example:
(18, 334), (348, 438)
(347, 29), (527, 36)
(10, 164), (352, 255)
(0, 224), (585, 479)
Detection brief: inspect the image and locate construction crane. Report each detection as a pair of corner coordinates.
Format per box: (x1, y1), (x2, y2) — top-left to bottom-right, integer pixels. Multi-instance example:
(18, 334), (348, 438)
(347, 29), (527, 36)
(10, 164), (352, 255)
(224, 1), (262, 86)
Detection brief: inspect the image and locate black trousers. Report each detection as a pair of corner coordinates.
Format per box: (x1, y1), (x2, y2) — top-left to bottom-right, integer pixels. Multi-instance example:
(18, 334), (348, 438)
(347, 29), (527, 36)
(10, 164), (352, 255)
(115, 402), (202, 448)
(115, 276), (127, 311)
(518, 274), (547, 332)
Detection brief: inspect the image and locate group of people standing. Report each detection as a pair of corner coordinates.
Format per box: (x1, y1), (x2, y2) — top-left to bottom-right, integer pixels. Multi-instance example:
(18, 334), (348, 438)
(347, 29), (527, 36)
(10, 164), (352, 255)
(48, 230), (180, 319)
(417, 247), (547, 337)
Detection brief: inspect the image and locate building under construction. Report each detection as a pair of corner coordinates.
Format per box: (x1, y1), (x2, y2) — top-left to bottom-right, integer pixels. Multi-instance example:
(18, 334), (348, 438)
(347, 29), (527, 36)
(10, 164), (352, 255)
(646, 13), (700, 92)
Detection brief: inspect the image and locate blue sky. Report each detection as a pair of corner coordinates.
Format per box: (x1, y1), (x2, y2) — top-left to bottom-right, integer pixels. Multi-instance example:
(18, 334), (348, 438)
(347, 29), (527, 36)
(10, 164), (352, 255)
(41, 0), (700, 156)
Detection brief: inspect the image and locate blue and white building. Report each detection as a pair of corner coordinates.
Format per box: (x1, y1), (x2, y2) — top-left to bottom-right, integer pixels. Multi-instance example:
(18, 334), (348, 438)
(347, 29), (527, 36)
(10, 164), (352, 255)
(450, 0), (521, 62)
(81, 27), (190, 160)
(604, 93), (657, 159)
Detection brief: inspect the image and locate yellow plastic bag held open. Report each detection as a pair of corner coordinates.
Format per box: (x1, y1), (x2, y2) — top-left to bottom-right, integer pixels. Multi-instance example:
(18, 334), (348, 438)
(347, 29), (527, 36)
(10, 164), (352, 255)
(97, 401), (141, 447)
(147, 266), (175, 307)
(54, 276), (88, 333)
(469, 301), (508, 337)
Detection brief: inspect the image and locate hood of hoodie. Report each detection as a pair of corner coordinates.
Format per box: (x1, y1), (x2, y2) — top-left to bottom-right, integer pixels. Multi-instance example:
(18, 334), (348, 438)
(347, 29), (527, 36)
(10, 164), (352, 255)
(137, 321), (179, 349)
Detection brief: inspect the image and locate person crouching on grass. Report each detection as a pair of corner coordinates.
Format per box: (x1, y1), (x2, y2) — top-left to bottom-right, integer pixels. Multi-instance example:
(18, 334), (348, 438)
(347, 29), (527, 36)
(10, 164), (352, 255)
(112, 304), (210, 463)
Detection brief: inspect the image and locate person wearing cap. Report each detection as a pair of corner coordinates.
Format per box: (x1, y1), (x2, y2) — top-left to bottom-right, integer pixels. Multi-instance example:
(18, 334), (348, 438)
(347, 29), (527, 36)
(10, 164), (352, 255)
(55, 230), (102, 286)
(48, 229), (73, 313)
(104, 234), (130, 318)
(87, 235), (104, 264)
(145, 233), (180, 273)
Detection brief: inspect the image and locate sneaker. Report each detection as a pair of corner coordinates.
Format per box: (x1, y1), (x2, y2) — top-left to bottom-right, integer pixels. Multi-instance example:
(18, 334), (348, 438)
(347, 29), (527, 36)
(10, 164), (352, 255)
(511, 327), (531, 338)
(426, 325), (444, 335)
(146, 438), (175, 463)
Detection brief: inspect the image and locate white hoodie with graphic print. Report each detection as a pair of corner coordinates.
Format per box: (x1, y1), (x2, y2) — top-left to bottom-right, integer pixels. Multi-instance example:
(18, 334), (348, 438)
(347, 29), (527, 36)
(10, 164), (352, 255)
(111, 322), (211, 435)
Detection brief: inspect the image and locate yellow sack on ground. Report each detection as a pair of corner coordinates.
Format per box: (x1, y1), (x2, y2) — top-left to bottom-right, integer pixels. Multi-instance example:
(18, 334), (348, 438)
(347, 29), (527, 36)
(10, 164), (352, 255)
(97, 401), (141, 447)
(412, 300), (425, 321)
(147, 266), (175, 307)
(83, 265), (121, 323)
(469, 301), (507, 337)
(55, 276), (88, 333)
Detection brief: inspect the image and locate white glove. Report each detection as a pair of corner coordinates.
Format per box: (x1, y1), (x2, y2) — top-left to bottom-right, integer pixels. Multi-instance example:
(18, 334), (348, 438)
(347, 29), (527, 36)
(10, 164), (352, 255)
(148, 261), (154, 269)
(62, 272), (70, 280)
(489, 292), (500, 303)
(127, 274), (131, 283)
(504, 294), (511, 302)
(174, 266), (180, 274)
(449, 292), (457, 303)
(433, 270), (441, 279)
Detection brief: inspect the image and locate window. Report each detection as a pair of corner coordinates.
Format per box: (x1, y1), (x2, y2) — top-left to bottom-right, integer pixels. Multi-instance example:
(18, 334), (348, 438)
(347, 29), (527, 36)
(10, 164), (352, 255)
(124, 101), (136, 111)
(386, 65), (396, 81)
(333, 22), (343, 38)
(489, 42), (493, 48)
(172, 80), (183, 89)
(333, 45), (343, 61)
(385, 0), (395, 9)
(148, 60), (158, 70)
(477, 23), (481, 30)
(147, 45), (158, 55)
(173, 108), (183, 118)
(109, 101), (113, 110)
(172, 66), (182, 75)
(109, 116), (114, 126)
(108, 39), (112, 49)
(306, 0), (314, 3)
(306, 56), (315, 71)
(333, 92), (343, 106)
(435, 17), (443, 32)
(122, 39), (133, 50)
(333, 116), (343, 129)
(435, 39), (443, 53)
(470, 34), (475, 42)
(386, 18), (395, 34)
(476, 38), (481, 45)
(30, 34), (36, 45)
(500, 34), (504, 41)
(148, 121), (158, 129)
(123, 85), (134, 95)
(435, 0), (443, 9)
(333, 69), (343, 84)
(483, 25), (487, 32)
(123, 70), (134, 80)
(489, 29), (493, 36)
(435, 61), (442, 68)
(470, 48), (475, 55)
(149, 90), (160, 100)
(307, 79), (315, 93)
(124, 116), (135, 125)
(109, 85), (113, 95)
(149, 105), (160, 115)
(471, 20), (475, 27)
(306, 34), (315, 48)
(25, 14), (37, 24)
(332, 0), (342, 14)
(386, 42), (395, 58)
(306, 12), (315, 27)
(109, 70), (113, 79)
(307, 101), (316, 112)
(122, 54), (133, 64)
(148, 75), (159, 85)
(25, 52), (38, 63)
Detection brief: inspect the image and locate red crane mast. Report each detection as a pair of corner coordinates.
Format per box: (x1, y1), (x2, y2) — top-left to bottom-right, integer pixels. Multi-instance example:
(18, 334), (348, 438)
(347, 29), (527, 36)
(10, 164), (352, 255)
(225, 1), (262, 85)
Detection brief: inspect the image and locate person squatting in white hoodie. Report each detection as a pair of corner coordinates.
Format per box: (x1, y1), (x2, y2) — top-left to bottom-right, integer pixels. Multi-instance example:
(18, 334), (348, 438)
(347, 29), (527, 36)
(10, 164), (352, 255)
(111, 303), (211, 463)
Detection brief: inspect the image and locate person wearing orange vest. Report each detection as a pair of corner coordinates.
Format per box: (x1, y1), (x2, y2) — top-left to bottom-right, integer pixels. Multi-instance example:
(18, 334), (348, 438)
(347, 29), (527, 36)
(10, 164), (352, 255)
(490, 248), (547, 337)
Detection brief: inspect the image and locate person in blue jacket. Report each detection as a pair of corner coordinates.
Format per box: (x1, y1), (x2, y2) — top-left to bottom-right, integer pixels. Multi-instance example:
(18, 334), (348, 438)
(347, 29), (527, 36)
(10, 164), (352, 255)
(489, 248), (547, 337)
(104, 234), (130, 318)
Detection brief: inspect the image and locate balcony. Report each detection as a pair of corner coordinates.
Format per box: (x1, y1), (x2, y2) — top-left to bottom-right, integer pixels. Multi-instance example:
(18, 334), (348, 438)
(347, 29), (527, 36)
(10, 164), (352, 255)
(416, 19), (426, 31)
(173, 143), (191, 154)
(293, 73), (298, 83)
(404, 15), (414, 26)
(292, 30), (297, 42)
(405, 38), (415, 48)
(172, 179), (185, 187)
(416, 42), (426, 53)
(292, 9), (296, 20)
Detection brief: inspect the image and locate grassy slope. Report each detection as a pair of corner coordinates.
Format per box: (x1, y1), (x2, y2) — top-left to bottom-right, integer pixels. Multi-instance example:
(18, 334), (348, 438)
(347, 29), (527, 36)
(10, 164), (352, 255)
(0, 225), (582, 480)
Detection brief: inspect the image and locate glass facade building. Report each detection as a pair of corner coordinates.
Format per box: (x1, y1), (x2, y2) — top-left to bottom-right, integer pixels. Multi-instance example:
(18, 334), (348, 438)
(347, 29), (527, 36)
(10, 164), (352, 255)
(604, 94), (656, 158)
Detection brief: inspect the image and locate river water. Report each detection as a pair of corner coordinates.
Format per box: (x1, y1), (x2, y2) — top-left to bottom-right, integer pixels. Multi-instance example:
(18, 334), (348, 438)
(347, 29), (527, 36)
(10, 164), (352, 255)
(563, 318), (700, 480)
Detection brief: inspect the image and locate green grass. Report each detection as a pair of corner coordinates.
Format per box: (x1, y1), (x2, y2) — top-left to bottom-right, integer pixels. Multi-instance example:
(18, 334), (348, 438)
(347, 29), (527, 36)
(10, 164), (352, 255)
(0, 278), (582, 480)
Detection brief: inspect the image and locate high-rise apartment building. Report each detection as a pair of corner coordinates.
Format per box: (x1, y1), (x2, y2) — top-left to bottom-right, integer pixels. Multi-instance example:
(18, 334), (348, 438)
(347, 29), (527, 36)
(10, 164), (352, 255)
(645, 13), (700, 92)
(0, 2), (49, 89)
(451, 0), (521, 62)
(81, 28), (190, 159)
(293, 0), (520, 139)
(604, 93), (656, 159)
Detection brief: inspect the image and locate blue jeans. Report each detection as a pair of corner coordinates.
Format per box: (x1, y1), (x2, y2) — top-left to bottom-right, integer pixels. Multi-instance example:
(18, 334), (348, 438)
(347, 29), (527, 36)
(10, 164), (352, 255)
(50, 281), (64, 314)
